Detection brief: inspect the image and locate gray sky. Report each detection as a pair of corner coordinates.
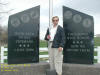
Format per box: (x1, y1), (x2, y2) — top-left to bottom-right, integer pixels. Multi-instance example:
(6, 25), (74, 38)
(0, 0), (100, 40)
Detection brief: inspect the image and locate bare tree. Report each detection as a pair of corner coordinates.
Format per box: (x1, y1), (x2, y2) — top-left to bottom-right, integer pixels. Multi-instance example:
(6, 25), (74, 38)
(0, 0), (13, 46)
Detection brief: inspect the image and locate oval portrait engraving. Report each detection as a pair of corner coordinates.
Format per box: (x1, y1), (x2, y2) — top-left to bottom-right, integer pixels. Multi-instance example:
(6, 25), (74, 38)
(21, 14), (30, 23)
(83, 18), (93, 28)
(73, 14), (82, 23)
(11, 17), (20, 27)
(64, 10), (73, 19)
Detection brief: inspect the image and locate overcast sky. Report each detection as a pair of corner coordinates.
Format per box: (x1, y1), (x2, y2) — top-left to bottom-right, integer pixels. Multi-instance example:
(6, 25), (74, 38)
(0, 0), (100, 40)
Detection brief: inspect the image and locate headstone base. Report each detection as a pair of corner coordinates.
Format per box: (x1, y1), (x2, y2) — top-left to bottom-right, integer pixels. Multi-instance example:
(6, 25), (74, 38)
(0, 62), (100, 75)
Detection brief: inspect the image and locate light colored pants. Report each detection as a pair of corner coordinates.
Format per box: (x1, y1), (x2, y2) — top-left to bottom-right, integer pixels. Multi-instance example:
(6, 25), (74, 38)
(48, 42), (63, 75)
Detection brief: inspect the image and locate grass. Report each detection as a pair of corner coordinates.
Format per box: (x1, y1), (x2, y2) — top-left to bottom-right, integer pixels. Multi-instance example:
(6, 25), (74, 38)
(4, 51), (7, 56)
(39, 51), (48, 55)
(94, 59), (97, 63)
(94, 51), (97, 63)
(94, 51), (97, 56)
(4, 59), (7, 63)
(40, 58), (48, 61)
(39, 40), (47, 47)
(94, 37), (100, 46)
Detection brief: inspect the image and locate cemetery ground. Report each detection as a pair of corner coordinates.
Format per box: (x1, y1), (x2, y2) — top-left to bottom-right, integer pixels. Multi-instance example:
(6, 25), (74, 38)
(0, 37), (100, 63)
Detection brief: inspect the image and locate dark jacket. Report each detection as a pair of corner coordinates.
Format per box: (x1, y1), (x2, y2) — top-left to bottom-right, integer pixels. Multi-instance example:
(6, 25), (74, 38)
(44, 25), (66, 48)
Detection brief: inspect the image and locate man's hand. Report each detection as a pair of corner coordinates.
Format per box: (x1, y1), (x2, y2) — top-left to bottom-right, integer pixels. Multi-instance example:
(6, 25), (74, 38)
(47, 35), (51, 39)
(58, 47), (63, 52)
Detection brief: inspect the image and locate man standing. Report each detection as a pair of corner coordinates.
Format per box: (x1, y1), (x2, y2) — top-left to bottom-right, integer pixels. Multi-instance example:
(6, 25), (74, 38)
(44, 16), (66, 75)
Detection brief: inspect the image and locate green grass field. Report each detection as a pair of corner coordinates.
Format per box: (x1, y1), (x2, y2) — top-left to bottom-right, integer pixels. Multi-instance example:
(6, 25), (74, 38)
(94, 37), (100, 46)
(39, 40), (48, 47)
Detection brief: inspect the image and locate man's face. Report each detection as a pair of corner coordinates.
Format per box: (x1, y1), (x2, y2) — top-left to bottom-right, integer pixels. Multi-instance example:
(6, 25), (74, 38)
(52, 18), (59, 25)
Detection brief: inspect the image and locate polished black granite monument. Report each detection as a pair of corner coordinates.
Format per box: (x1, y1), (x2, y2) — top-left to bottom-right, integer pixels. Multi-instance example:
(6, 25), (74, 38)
(8, 6), (40, 64)
(63, 6), (94, 64)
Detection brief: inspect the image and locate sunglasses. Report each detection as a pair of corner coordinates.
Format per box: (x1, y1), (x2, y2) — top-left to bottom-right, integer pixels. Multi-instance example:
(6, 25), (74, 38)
(52, 20), (59, 22)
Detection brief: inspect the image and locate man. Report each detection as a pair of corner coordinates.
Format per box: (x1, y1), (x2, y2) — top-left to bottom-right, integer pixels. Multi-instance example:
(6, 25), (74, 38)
(44, 16), (66, 75)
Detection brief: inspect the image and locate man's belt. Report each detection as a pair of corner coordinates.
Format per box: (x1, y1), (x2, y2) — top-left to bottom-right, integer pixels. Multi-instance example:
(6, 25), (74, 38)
(49, 41), (53, 42)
